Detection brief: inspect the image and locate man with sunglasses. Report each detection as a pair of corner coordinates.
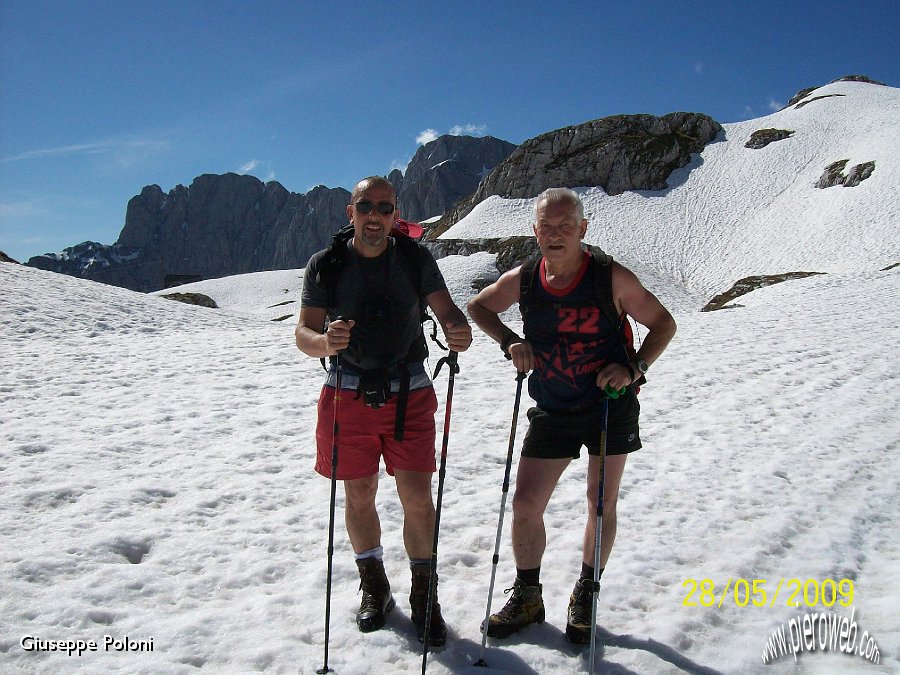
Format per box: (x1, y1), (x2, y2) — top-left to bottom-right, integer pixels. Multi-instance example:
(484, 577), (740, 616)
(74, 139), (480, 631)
(296, 176), (472, 646)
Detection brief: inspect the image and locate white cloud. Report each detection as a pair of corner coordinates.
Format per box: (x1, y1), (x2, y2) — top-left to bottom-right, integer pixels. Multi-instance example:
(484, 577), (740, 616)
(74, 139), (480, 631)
(449, 124), (487, 136)
(768, 98), (784, 112)
(416, 123), (488, 146)
(389, 156), (412, 173)
(1, 139), (168, 163)
(238, 160), (260, 173)
(416, 129), (439, 145)
(0, 200), (44, 218)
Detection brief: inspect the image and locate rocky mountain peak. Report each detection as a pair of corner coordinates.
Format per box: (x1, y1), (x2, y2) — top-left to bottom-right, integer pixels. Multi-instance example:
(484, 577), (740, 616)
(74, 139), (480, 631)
(391, 135), (517, 222)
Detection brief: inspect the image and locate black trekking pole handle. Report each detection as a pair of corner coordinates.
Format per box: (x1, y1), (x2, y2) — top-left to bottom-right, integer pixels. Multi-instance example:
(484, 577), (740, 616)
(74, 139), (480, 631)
(474, 369), (527, 668)
(318, 318), (349, 675)
(421, 350), (458, 673)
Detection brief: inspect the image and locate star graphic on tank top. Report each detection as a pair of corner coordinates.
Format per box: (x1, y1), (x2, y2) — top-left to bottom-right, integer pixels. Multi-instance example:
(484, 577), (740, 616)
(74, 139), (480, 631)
(541, 337), (600, 389)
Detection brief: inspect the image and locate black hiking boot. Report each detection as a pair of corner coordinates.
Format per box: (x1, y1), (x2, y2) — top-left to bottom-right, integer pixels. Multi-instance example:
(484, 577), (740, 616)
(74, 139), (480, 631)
(565, 577), (595, 644)
(482, 579), (545, 638)
(356, 557), (395, 632)
(409, 563), (447, 647)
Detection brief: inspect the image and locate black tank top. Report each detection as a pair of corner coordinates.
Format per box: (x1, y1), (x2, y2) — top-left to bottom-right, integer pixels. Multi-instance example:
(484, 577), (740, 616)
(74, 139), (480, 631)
(524, 253), (628, 411)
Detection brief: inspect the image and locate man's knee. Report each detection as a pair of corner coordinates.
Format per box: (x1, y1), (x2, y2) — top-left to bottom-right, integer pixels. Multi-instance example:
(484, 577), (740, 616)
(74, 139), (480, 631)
(512, 490), (547, 521)
(345, 478), (378, 509)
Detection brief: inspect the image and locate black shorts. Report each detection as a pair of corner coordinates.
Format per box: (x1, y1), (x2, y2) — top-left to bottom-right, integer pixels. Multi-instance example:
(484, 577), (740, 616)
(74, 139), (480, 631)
(521, 392), (641, 459)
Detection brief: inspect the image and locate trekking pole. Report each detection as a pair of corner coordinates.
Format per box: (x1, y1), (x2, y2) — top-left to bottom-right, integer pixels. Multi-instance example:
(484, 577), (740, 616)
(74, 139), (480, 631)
(421, 350), (460, 674)
(318, 323), (347, 675)
(474, 369), (528, 668)
(588, 397), (610, 674)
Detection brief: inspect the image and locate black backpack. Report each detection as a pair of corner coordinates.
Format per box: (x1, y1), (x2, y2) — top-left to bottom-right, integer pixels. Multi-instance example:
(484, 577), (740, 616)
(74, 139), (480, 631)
(313, 224), (448, 438)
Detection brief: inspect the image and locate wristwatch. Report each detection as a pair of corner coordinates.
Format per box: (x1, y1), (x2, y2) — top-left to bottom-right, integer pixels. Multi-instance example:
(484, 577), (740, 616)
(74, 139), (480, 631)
(629, 358), (649, 382)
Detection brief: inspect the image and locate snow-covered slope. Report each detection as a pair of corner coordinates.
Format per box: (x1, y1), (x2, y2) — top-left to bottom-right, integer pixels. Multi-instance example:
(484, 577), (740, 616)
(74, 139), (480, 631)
(1, 80), (898, 674)
(444, 81), (900, 300)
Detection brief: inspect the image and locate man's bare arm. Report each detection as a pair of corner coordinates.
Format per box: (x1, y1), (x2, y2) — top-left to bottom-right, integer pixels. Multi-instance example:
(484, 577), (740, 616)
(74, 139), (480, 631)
(295, 306), (354, 358)
(425, 290), (472, 352)
(467, 267), (534, 372)
(612, 262), (676, 367)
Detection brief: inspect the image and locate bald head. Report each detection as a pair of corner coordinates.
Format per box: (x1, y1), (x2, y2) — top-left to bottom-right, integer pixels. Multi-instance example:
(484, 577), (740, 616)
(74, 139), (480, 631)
(351, 176), (396, 203)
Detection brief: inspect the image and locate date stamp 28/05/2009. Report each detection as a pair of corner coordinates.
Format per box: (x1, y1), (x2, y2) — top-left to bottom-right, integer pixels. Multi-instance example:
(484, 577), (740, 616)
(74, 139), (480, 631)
(681, 578), (854, 610)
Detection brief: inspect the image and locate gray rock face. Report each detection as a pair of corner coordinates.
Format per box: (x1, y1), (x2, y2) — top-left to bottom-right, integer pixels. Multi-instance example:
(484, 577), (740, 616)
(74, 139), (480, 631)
(28, 174), (351, 292)
(26, 137), (515, 292)
(431, 112), (721, 236)
(390, 135), (516, 222)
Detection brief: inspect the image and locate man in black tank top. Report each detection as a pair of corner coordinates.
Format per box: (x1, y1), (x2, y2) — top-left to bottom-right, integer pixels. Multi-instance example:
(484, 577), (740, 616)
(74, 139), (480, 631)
(468, 187), (676, 643)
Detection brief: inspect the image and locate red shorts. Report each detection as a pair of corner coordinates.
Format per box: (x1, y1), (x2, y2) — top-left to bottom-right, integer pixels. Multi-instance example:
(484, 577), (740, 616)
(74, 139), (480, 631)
(315, 386), (438, 480)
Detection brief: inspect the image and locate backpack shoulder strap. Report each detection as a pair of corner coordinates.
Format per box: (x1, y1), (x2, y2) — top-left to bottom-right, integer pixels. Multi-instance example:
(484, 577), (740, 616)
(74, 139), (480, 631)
(588, 249), (621, 330)
(391, 230), (448, 353)
(390, 230), (428, 316)
(517, 254), (543, 315)
(315, 224), (355, 308)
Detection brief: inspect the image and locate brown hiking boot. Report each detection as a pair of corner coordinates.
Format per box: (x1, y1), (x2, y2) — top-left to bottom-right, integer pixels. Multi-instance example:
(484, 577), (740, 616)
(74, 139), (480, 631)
(356, 557), (395, 632)
(483, 578), (545, 638)
(409, 563), (447, 647)
(565, 577), (595, 644)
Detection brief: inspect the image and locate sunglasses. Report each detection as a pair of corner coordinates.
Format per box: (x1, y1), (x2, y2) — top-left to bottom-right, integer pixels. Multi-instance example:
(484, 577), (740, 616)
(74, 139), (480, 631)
(354, 200), (395, 215)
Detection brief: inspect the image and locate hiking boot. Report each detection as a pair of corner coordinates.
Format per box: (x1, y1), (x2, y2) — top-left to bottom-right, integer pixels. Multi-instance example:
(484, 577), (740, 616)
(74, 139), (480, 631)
(356, 557), (395, 632)
(565, 577), (595, 644)
(409, 563), (447, 647)
(482, 579), (544, 638)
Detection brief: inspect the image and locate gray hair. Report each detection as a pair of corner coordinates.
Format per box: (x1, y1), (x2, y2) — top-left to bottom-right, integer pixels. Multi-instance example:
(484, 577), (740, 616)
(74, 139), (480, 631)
(534, 187), (584, 222)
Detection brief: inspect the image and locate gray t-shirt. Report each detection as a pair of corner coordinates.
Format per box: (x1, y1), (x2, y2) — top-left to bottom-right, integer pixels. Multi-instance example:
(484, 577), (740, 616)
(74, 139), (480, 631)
(301, 235), (448, 372)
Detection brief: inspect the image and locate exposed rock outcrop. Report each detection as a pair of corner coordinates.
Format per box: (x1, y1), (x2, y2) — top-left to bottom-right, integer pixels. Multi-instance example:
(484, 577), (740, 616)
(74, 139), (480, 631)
(816, 160), (876, 188)
(429, 112), (721, 237)
(745, 129), (794, 149)
(159, 292), (218, 308)
(787, 75), (887, 107)
(702, 272), (826, 311)
(425, 236), (540, 273)
(1, 250), (20, 264)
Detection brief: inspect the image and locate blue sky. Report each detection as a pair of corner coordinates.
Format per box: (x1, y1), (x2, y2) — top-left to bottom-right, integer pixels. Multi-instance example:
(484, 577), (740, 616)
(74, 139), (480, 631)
(1, 0), (897, 263)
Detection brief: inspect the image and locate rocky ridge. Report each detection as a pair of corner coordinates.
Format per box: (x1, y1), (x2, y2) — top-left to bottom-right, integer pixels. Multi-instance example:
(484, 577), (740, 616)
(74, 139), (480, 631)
(428, 111), (722, 238)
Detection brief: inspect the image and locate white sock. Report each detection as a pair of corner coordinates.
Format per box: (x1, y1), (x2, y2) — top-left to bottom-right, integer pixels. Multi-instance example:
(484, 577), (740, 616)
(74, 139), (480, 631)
(354, 546), (384, 561)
